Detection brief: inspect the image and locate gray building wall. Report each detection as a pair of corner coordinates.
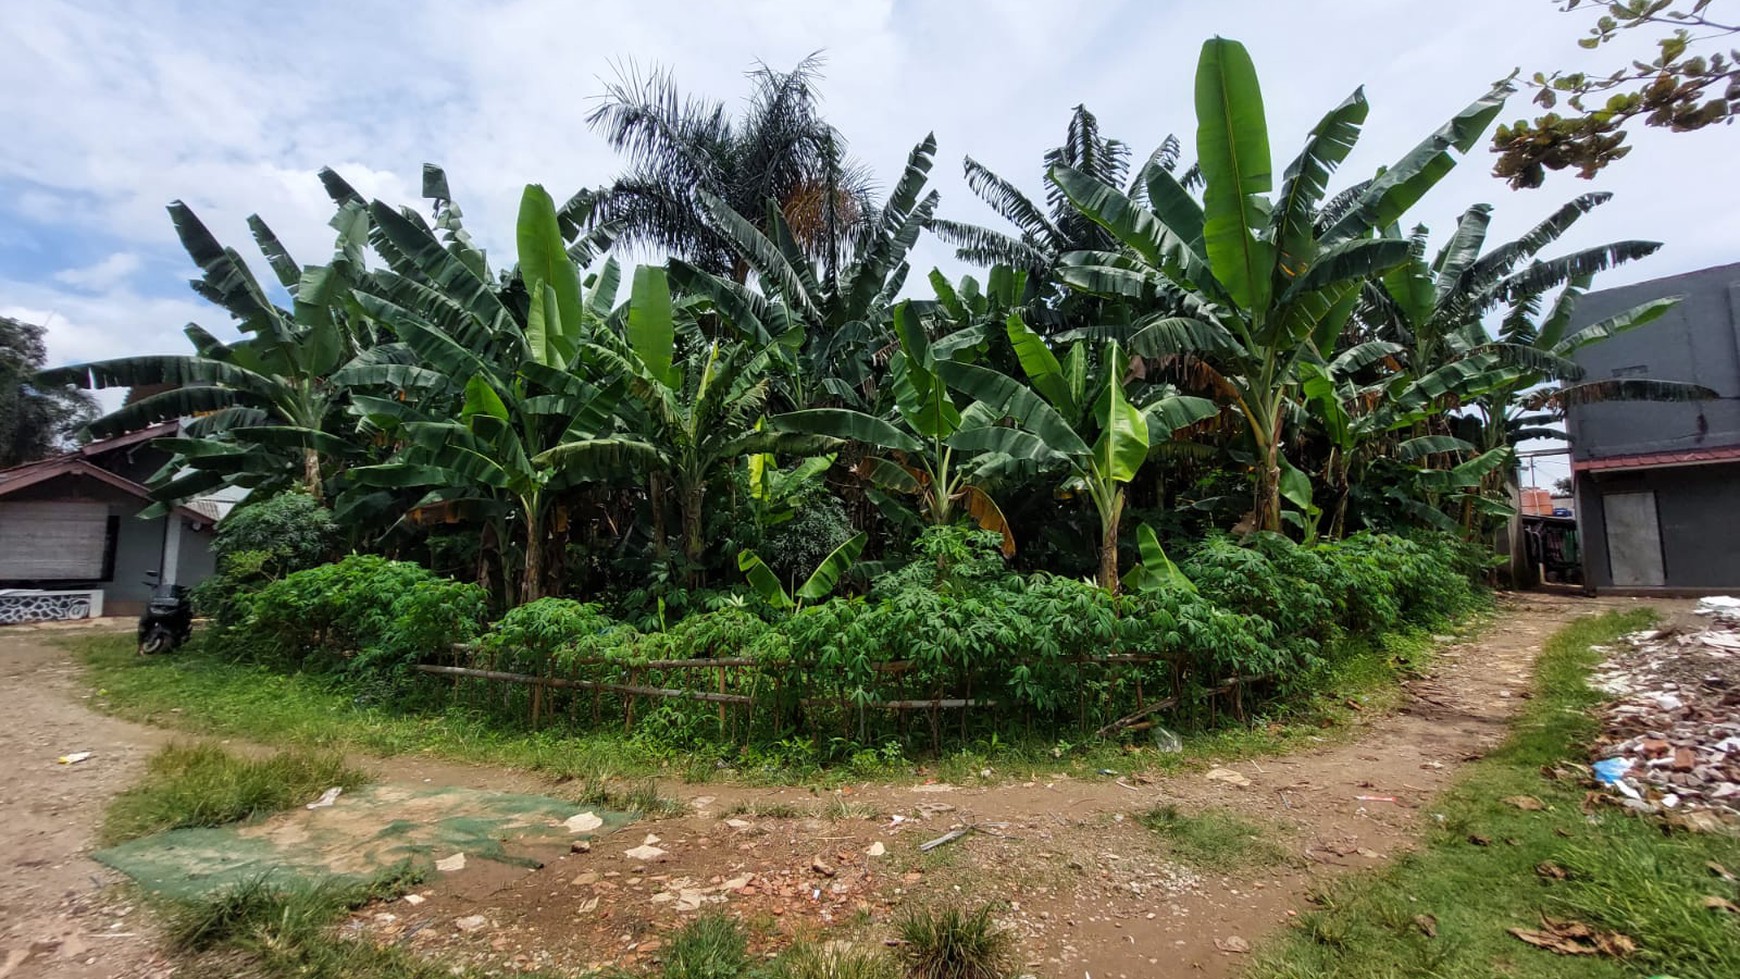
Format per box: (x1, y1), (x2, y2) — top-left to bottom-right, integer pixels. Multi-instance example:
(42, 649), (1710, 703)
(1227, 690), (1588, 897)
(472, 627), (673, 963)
(1576, 462), (1740, 589)
(174, 519), (217, 587)
(1565, 262), (1740, 460)
(0, 476), (214, 614)
(1567, 263), (1740, 590)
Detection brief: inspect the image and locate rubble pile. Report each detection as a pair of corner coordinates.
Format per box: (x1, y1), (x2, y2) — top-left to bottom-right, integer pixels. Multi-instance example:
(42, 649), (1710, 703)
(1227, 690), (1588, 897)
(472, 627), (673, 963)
(1588, 597), (1740, 817)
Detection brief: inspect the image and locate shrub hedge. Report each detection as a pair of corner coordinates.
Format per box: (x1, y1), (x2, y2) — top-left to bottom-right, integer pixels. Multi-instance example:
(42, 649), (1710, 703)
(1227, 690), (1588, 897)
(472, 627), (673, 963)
(221, 531), (1484, 747)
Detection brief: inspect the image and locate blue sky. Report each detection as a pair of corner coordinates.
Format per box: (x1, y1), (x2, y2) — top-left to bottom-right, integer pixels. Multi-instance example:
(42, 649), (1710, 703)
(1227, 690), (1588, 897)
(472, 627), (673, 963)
(5, 0), (1737, 487)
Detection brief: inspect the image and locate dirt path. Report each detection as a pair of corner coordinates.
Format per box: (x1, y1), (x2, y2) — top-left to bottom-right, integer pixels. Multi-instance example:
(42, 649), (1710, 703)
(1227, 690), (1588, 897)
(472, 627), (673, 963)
(0, 622), (171, 979)
(0, 594), (1665, 979)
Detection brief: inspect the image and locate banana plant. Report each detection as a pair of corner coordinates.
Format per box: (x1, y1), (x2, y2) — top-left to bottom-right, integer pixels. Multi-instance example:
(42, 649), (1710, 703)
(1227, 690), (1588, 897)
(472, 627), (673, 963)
(939, 314), (1217, 591)
(345, 183), (619, 603)
(536, 266), (835, 582)
(678, 134), (942, 410)
(767, 300), (1017, 554)
(1053, 36), (1511, 533)
(737, 531), (868, 610)
(1121, 523), (1195, 594)
(40, 195), (377, 506)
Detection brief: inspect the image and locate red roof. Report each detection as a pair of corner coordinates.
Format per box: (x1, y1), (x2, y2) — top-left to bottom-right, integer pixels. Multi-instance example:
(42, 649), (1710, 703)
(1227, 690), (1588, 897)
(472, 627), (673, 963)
(0, 422), (212, 524)
(1572, 445), (1740, 473)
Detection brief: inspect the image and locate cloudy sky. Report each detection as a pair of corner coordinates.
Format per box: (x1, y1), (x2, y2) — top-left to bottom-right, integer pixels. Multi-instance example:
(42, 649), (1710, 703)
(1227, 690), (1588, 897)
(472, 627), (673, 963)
(4, 0), (1735, 489)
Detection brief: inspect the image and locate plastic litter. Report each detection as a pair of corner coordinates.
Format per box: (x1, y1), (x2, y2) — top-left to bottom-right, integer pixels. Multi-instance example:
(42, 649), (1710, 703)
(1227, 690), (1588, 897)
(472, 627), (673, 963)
(1152, 726), (1183, 753)
(57, 751), (94, 765)
(435, 853), (466, 872)
(305, 787), (342, 809)
(1592, 757), (1642, 800)
(564, 811), (604, 833)
(1205, 767), (1252, 787)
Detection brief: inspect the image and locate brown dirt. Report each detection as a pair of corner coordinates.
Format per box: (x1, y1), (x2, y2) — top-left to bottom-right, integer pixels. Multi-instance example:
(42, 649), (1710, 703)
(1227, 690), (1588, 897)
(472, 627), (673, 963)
(0, 620), (172, 979)
(0, 594), (1674, 978)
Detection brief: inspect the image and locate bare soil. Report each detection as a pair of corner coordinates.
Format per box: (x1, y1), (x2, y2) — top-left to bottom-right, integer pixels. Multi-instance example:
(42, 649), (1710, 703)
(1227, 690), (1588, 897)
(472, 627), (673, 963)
(0, 594), (1669, 979)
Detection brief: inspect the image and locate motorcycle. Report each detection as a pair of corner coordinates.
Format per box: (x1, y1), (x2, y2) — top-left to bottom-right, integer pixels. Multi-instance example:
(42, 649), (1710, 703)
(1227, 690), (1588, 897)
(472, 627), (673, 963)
(137, 570), (193, 655)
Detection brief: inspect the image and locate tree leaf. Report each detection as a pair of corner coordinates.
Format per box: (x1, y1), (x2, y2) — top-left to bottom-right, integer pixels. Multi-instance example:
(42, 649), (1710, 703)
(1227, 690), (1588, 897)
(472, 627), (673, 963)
(1195, 36), (1275, 311)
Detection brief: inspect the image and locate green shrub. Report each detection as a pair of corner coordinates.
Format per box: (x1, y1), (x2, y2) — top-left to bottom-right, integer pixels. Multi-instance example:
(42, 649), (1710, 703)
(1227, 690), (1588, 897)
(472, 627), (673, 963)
(236, 555), (488, 677)
(1184, 534), (1332, 671)
(193, 492), (339, 625)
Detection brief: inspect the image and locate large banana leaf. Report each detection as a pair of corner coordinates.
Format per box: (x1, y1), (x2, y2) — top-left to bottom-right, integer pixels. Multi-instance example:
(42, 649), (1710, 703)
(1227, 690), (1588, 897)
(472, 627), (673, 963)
(936, 361), (1091, 458)
(627, 265), (678, 388)
(1324, 82), (1509, 241)
(1272, 88), (1368, 282)
(794, 531), (868, 602)
(1549, 296), (1679, 356)
(736, 550), (794, 610)
(769, 408), (922, 454)
(1194, 37), (1275, 311)
(1091, 347), (1150, 484)
(1122, 523), (1195, 594)
(1005, 313), (1075, 414)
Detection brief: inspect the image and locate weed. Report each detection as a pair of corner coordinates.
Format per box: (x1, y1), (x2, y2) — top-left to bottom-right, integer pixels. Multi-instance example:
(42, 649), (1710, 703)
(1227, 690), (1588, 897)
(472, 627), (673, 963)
(1139, 804), (1288, 871)
(104, 743), (370, 844)
(768, 940), (898, 979)
(894, 904), (1012, 979)
(572, 776), (684, 818)
(662, 914), (749, 979)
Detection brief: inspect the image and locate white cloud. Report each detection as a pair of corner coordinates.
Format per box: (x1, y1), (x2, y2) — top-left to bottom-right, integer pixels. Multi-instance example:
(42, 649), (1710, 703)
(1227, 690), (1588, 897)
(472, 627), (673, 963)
(53, 252), (142, 291)
(1, 0), (1734, 370)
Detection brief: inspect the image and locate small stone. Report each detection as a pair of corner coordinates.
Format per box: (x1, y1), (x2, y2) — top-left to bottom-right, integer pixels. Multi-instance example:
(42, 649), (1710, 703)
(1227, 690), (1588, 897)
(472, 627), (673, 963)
(454, 915), (488, 933)
(435, 853), (466, 872)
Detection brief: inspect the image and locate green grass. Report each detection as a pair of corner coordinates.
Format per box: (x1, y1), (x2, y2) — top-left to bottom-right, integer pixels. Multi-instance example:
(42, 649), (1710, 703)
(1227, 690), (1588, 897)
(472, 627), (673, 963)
(74, 634), (669, 781)
(157, 865), (504, 979)
(894, 903), (1013, 979)
(1139, 804), (1289, 871)
(1249, 609), (1740, 979)
(104, 742), (371, 844)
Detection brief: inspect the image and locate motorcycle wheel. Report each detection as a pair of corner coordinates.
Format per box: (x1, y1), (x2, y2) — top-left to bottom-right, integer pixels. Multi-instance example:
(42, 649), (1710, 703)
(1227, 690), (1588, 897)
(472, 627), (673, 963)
(139, 626), (173, 656)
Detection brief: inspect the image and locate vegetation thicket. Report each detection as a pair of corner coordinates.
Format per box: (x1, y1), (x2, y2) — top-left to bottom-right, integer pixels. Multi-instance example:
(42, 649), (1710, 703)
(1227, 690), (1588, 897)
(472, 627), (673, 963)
(37, 37), (1713, 754)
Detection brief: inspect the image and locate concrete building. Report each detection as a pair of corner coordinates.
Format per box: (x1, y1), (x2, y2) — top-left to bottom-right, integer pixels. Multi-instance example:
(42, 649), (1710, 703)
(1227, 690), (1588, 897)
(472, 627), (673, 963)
(1567, 262), (1740, 591)
(0, 422), (217, 622)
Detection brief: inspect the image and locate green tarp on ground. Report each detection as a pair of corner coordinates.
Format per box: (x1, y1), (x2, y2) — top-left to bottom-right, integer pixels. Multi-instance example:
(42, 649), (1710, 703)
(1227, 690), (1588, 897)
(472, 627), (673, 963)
(94, 783), (631, 901)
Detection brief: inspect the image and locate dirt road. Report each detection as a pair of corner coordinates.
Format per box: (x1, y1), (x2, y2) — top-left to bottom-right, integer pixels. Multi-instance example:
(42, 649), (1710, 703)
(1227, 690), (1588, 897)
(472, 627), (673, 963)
(0, 622), (169, 979)
(0, 594), (1660, 978)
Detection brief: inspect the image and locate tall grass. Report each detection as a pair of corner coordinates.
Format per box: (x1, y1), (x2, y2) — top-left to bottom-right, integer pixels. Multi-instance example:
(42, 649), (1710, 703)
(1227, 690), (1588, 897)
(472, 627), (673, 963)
(104, 742), (370, 843)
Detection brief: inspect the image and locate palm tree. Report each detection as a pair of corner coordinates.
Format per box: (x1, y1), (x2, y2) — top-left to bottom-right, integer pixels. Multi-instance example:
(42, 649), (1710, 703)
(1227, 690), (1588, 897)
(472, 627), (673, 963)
(1054, 37), (1512, 533)
(675, 134), (943, 409)
(587, 54), (875, 282)
(930, 105), (1186, 285)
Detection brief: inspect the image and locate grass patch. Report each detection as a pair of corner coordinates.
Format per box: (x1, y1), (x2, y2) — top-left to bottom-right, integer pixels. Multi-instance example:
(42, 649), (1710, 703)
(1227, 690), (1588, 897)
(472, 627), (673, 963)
(662, 913), (751, 979)
(1249, 608), (1740, 979)
(73, 633), (668, 782)
(571, 775), (685, 818)
(104, 742), (370, 844)
(159, 865), (464, 979)
(1139, 804), (1288, 871)
(895, 903), (1013, 979)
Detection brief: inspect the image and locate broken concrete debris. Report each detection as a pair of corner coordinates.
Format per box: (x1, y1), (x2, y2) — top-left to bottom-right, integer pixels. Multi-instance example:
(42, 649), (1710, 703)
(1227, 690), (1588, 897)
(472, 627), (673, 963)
(1588, 605), (1740, 820)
